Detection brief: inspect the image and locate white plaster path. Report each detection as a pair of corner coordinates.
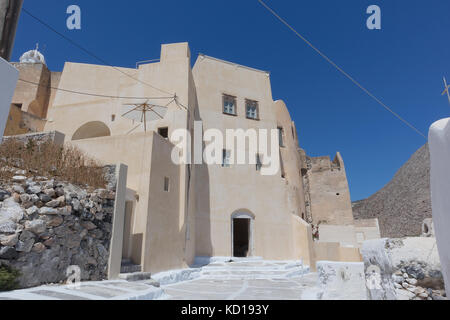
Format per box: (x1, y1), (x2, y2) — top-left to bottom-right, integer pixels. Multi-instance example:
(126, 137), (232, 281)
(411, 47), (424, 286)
(0, 260), (321, 300)
(159, 260), (317, 300)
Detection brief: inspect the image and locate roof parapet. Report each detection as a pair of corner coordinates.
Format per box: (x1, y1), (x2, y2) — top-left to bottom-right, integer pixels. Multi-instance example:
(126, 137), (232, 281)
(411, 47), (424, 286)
(197, 53), (270, 76)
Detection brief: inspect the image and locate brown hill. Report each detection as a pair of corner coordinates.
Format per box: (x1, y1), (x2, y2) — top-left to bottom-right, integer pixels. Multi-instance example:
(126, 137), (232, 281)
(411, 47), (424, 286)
(352, 144), (431, 238)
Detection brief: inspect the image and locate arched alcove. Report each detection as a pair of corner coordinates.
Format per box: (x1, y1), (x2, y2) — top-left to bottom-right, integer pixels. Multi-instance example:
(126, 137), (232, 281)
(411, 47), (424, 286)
(72, 121), (111, 141)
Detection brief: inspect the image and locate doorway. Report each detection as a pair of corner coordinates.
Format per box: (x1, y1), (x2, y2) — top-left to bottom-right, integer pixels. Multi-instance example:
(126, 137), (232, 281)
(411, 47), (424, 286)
(233, 218), (250, 257)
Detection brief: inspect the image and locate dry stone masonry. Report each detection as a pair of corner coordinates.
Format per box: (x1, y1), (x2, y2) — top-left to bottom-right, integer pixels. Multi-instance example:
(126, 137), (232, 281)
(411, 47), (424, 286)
(0, 168), (116, 289)
(361, 238), (446, 300)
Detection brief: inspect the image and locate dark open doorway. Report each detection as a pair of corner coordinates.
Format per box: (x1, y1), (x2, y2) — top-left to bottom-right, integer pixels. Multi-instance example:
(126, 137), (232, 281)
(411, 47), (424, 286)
(233, 218), (250, 257)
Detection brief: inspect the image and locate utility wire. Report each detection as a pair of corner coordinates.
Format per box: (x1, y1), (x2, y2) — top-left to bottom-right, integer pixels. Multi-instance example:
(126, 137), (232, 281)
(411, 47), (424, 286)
(22, 8), (174, 97)
(257, 0), (427, 139)
(18, 78), (173, 100)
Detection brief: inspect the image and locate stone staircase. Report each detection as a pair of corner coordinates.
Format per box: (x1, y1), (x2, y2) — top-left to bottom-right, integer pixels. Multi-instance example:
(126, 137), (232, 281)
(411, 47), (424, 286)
(198, 259), (309, 280)
(119, 259), (153, 282)
(120, 259), (142, 274)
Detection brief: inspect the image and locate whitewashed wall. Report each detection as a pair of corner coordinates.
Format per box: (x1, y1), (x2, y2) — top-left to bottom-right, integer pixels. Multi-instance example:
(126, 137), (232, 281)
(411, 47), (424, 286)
(429, 118), (450, 297)
(0, 57), (19, 139)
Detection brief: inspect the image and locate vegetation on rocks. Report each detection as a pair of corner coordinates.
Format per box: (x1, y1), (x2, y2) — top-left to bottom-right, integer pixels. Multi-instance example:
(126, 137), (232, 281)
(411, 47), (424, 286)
(0, 139), (106, 189)
(0, 264), (20, 292)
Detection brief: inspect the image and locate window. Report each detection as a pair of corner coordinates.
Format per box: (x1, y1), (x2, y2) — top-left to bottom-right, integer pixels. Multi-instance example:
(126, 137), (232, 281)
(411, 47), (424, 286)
(222, 149), (231, 167)
(246, 100), (259, 120)
(256, 154), (262, 171)
(164, 177), (170, 192)
(278, 127), (285, 147)
(111, 114), (116, 122)
(158, 127), (169, 139)
(223, 95), (236, 116)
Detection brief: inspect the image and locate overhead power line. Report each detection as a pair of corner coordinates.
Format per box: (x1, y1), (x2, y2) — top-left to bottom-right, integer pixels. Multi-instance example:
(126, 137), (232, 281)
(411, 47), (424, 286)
(21, 8), (174, 97)
(18, 78), (173, 100)
(257, 0), (427, 140)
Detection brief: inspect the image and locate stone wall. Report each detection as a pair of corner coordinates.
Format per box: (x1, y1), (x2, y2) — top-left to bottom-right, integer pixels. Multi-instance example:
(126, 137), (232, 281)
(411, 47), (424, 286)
(304, 153), (354, 226)
(2, 131), (65, 146)
(361, 238), (446, 300)
(0, 169), (116, 289)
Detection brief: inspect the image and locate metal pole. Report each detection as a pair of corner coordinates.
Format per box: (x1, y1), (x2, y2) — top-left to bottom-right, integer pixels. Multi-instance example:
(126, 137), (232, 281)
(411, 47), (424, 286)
(0, 0), (23, 61)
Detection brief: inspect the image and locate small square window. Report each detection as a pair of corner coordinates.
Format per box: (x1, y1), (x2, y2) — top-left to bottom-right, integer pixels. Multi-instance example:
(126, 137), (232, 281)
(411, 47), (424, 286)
(158, 127), (169, 139)
(164, 177), (170, 192)
(222, 149), (231, 168)
(246, 100), (259, 120)
(223, 95), (236, 116)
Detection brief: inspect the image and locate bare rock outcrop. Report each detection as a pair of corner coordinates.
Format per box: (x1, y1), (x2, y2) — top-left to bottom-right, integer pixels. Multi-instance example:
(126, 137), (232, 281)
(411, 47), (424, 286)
(352, 144), (431, 238)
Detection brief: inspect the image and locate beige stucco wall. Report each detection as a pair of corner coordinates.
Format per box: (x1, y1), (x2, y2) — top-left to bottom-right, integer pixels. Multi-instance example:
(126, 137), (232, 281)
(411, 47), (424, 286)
(11, 63), (50, 118)
(292, 215), (315, 268)
(47, 43), (196, 274)
(192, 55), (311, 260)
(313, 241), (362, 263)
(318, 219), (381, 248)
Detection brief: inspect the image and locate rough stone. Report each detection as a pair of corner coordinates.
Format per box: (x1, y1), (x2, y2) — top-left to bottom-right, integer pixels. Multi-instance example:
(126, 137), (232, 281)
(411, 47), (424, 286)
(12, 176), (27, 183)
(45, 200), (60, 208)
(25, 206), (39, 215)
(38, 207), (58, 215)
(0, 197), (25, 223)
(45, 215), (64, 227)
(56, 196), (65, 205)
(25, 219), (46, 235)
(19, 194), (31, 203)
(80, 221), (97, 231)
(28, 185), (42, 194)
(16, 239), (35, 253)
(0, 246), (18, 260)
(43, 188), (55, 197)
(57, 206), (72, 216)
(19, 230), (35, 241)
(395, 288), (416, 300)
(32, 243), (46, 253)
(0, 189), (11, 201)
(71, 199), (81, 211)
(0, 233), (19, 247)
(0, 220), (17, 234)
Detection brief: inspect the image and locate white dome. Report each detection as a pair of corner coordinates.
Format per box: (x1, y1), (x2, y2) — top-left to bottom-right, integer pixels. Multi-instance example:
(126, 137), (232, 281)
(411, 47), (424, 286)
(20, 49), (46, 64)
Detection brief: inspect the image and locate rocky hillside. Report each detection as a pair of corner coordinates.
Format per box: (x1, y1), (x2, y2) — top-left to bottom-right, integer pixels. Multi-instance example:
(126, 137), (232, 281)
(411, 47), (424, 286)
(0, 171), (116, 289)
(353, 144), (431, 238)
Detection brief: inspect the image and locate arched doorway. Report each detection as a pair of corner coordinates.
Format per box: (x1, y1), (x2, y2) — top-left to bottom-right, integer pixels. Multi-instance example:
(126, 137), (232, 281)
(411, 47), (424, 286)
(72, 121), (111, 141)
(231, 211), (254, 258)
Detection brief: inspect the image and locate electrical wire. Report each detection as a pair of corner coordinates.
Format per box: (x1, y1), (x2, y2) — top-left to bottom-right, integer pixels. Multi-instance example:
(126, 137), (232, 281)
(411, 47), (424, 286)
(257, 0), (427, 139)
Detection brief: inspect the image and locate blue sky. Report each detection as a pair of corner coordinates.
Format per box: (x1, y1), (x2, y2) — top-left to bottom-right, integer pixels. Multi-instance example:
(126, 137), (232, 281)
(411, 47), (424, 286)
(11, 0), (450, 201)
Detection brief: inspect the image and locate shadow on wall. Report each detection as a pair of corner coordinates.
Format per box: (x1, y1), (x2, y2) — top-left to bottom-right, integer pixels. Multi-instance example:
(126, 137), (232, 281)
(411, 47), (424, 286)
(193, 103), (213, 259)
